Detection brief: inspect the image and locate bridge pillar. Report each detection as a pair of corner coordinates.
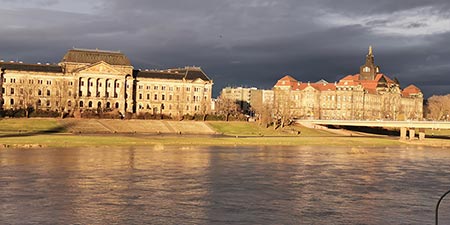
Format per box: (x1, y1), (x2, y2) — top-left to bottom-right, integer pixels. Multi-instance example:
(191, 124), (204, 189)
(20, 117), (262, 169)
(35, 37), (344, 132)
(400, 127), (407, 140)
(418, 128), (425, 140)
(409, 129), (415, 140)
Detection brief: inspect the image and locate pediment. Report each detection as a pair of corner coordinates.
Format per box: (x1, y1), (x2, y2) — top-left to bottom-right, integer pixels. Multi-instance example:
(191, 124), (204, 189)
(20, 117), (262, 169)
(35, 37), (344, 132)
(192, 78), (206, 83)
(304, 86), (316, 91)
(74, 61), (122, 75)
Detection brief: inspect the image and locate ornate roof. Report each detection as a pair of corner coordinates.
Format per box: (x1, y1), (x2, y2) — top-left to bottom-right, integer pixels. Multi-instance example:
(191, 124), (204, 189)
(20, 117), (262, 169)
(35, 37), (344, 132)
(402, 85), (422, 97)
(61, 48), (132, 66)
(133, 67), (212, 82)
(274, 75), (298, 88)
(133, 70), (185, 80)
(0, 62), (62, 73)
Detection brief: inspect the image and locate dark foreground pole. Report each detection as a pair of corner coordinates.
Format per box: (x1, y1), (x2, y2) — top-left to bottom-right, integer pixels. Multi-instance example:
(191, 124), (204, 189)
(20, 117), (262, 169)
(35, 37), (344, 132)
(436, 189), (450, 225)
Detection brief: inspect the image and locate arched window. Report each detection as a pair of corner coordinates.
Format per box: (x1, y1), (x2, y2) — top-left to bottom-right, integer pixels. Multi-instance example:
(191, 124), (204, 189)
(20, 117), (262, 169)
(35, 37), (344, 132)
(37, 99), (42, 106)
(363, 66), (370, 72)
(97, 101), (101, 108)
(115, 102), (119, 109)
(10, 98), (14, 105)
(79, 101), (84, 107)
(88, 101), (93, 108)
(38, 89), (42, 96)
(68, 100), (72, 107)
(47, 90), (51, 96)
(106, 102), (111, 108)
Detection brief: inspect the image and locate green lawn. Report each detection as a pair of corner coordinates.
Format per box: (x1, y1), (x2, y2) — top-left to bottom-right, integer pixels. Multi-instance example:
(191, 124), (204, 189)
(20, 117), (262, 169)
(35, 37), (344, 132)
(0, 134), (405, 148)
(1, 118), (449, 148)
(0, 118), (63, 133)
(425, 129), (450, 136)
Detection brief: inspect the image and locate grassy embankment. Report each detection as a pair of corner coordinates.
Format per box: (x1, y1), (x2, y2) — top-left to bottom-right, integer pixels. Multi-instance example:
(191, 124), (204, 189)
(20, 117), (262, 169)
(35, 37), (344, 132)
(0, 118), (448, 148)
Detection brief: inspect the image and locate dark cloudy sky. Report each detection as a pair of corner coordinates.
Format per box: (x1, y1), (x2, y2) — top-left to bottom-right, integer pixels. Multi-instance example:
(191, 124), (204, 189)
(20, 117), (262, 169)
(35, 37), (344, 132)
(1, 0), (449, 97)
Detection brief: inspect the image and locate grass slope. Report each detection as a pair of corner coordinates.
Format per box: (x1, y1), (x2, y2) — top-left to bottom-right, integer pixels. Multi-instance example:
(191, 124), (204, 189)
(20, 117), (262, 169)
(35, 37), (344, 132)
(207, 121), (333, 137)
(0, 118), (448, 148)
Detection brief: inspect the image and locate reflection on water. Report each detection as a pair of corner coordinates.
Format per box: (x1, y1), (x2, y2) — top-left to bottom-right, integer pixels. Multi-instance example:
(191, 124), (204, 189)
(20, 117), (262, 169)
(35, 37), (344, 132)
(1, 146), (450, 224)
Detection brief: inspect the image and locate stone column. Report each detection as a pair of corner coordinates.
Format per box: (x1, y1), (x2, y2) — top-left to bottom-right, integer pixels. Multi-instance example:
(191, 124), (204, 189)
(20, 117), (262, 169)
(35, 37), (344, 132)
(400, 127), (407, 140)
(409, 129), (415, 140)
(104, 79), (109, 97)
(84, 78), (89, 97)
(418, 128), (426, 141)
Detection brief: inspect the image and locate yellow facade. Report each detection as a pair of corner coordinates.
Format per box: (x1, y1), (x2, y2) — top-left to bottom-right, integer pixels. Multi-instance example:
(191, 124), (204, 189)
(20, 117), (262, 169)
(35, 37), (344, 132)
(0, 48), (213, 117)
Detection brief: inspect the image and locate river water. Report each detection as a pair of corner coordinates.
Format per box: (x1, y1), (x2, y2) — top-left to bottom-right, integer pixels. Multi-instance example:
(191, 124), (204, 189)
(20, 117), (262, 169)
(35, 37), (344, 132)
(1, 146), (450, 224)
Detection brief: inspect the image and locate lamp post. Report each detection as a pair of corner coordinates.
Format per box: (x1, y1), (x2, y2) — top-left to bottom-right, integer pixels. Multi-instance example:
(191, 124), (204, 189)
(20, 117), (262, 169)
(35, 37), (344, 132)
(0, 68), (4, 111)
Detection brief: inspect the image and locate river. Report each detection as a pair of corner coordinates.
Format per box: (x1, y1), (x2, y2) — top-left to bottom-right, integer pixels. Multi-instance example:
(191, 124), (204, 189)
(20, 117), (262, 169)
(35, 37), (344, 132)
(1, 146), (450, 224)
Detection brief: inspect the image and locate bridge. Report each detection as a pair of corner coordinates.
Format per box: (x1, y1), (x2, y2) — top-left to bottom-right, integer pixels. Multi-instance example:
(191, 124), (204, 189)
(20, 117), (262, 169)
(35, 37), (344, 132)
(295, 120), (450, 140)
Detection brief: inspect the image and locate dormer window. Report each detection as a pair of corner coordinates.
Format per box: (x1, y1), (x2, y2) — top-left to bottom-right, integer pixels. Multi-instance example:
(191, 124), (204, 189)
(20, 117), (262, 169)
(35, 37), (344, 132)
(363, 67), (370, 72)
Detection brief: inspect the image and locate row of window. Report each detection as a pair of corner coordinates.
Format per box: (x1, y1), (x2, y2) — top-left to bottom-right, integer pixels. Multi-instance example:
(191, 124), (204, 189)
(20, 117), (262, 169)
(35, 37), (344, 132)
(78, 101), (120, 109)
(7, 98), (59, 107)
(137, 104), (204, 112)
(80, 80), (119, 88)
(3, 78), (74, 86)
(6, 98), (128, 110)
(3, 88), (60, 96)
(137, 85), (209, 92)
(79, 91), (118, 98)
(322, 95), (354, 101)
(137, 93), (208, 102)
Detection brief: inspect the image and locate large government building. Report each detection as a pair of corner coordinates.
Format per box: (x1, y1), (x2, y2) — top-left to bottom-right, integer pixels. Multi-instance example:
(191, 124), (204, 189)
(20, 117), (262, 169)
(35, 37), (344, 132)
(220, 47), (423, 121)
(0, 48), (213, 117)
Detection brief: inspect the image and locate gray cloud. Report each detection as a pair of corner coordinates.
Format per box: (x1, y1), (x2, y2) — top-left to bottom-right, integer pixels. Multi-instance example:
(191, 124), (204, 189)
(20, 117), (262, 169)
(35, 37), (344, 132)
(0, 0), (449, 97)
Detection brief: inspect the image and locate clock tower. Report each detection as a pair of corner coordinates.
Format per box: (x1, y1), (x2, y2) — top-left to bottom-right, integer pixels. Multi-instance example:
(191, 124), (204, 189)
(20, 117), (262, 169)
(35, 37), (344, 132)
(359, 46), (380, 80)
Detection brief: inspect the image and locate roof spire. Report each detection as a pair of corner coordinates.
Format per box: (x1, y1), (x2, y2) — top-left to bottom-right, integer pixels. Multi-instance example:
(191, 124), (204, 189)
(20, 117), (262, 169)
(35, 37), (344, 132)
(368, 45), (373, 55)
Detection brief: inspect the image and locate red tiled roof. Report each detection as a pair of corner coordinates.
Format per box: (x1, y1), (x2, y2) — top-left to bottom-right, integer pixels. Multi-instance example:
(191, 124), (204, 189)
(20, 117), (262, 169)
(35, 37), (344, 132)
(311, 83), (336, 91)
(274, 75), (298, 88)
(297, 83), (310, 91)
(341, 74), (359, 81)
(402, 84), (422, 97)
(359, 80), (378, 93)
(273, 72), (412, 96)
(374, 73), (395, 84)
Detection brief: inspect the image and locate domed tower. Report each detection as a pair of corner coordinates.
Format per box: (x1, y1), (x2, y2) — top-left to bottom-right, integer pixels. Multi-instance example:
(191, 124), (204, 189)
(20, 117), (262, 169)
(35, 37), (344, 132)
(359, 46), (380, 80)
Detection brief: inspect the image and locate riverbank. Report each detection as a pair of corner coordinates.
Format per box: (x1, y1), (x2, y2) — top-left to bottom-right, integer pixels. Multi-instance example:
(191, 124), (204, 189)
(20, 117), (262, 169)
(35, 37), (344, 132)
(0, 118), (449, 148)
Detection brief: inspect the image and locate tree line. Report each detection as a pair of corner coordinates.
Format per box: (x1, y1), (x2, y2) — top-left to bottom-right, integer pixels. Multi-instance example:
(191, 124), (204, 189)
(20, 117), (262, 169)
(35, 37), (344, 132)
(425, 94), (450, 121)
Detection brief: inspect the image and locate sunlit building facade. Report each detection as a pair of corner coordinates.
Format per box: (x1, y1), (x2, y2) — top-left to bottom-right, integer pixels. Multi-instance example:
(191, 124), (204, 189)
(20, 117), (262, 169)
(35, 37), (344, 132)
(0, 48), (213, 117)
(273, 47), (423, 120)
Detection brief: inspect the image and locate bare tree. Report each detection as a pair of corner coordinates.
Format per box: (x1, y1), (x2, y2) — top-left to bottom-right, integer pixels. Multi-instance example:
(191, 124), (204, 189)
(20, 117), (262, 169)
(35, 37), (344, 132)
(253, 102), (272, 127)
(216, 96), (240, 121)
(426, 94), (450, 120)
(55, 78), (69, 118)
(200, 96), (209, 121)
(18, 76), (37, 117)
(273, 88), (293, 129)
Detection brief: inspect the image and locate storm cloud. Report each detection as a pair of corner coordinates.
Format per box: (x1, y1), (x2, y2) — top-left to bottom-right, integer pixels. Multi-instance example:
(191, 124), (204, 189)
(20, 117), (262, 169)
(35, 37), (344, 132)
(0, 0), (449, 97)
